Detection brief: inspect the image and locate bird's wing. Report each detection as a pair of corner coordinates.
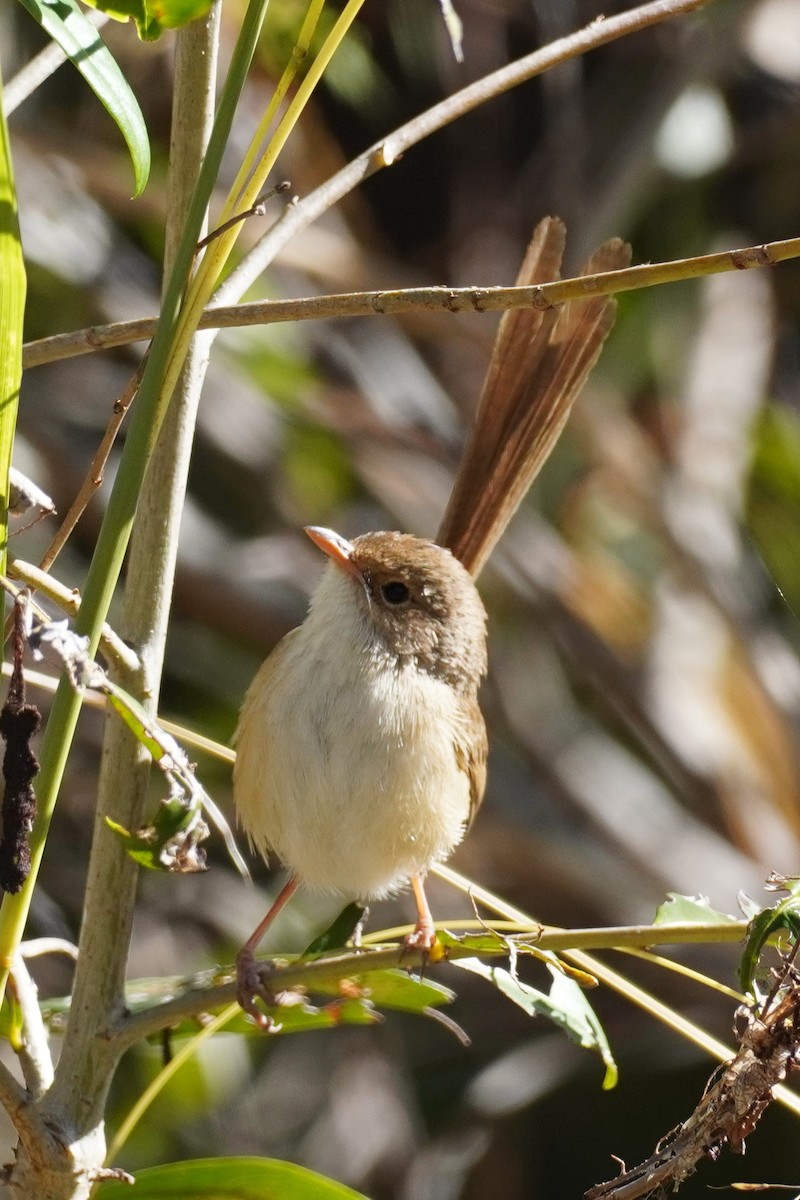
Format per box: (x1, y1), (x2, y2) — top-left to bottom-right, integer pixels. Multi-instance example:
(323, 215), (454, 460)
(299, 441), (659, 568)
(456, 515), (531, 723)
(232, 627), (302, 857)
(454, 691), (488, 829)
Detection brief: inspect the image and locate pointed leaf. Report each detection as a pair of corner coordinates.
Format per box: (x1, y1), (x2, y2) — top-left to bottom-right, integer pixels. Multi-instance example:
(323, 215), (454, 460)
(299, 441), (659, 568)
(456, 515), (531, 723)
(105, 800), (207, 873)
(454, 958), (616, 1087)
(106, 689), (167, 762)
(15, 0), (150, 193)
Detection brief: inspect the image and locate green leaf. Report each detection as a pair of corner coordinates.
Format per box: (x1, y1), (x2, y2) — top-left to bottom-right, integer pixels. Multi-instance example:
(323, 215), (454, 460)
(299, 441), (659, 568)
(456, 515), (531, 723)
(303, 904), (366, 954)
(97, 1156), (370, 1198)
(41, 978), (380, 1039)
(315, 967), (455, 1014)
(237, 996), (380, 1035)
(106, 798), (206, 873)
(739, 884), (800, 998)
(15, 0), (150, 193)
(437, 929), (544, 956)
(106, 688), (167, 762)
(454, 958), (617, 1088)
(82, 0), (215, 38)
(654, 893), (737, 926)
(0, 71), (26, 574)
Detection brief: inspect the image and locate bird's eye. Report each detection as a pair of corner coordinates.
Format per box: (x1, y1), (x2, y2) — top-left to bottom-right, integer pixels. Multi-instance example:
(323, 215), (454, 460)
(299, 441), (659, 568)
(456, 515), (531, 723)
(381, 580), (410, 605)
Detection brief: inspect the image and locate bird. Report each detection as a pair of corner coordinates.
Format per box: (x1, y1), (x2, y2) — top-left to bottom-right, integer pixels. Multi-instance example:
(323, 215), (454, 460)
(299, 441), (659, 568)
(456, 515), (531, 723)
(232, 525), (488, 1025)
(231, 220), (629, 1025)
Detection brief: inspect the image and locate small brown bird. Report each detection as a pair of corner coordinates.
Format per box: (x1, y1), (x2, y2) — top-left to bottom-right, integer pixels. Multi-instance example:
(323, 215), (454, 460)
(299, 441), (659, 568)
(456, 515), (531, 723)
(232, 220), (628, 1024)
(233, 526), (488, 1023)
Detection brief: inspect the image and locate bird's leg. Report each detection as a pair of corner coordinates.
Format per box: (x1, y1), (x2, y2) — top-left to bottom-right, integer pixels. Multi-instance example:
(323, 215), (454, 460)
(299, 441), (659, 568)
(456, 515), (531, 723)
(236, 875), (299, 1028)
(405, 874), (437, 952)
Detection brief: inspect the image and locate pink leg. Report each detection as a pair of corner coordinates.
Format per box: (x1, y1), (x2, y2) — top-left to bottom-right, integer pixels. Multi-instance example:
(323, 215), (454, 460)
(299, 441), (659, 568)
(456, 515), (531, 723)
(236, 875), (299, 1028)
(404, 874), (437, 952)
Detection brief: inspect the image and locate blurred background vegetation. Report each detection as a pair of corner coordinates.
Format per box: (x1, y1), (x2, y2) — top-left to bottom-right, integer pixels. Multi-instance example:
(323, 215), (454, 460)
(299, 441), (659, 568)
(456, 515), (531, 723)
(3, 0), (800, 1195)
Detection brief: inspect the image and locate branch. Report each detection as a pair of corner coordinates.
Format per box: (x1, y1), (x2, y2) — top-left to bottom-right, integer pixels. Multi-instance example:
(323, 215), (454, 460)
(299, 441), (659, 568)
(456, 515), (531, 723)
(23, 233), (799, 369)
(0, 1053), (65, 1174)
(586, 978), (800, 1200)
(111, 919), (746, 1050)
(216, 0), (716, 307)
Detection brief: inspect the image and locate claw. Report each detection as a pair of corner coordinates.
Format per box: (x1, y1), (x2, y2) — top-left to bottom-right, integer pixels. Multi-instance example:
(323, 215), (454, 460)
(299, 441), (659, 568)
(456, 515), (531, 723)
(234, 876), (299, 1030)
(235, 946), (277, 1030)
(404, 920), (437, 954)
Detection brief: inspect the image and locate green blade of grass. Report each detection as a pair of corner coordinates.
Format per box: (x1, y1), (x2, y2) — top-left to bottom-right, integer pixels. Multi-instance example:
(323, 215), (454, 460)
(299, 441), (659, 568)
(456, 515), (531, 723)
(0, 71), (26, 574)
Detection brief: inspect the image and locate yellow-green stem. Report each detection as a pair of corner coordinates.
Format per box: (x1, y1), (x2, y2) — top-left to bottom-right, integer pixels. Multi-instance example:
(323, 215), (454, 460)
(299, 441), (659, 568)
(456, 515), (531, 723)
(170, 0), (367, 392)
(218, 0), (326, 224)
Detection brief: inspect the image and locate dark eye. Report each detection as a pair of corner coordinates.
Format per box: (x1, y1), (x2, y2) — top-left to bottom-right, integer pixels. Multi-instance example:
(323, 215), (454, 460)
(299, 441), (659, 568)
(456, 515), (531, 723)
(381, 580), (410, 605)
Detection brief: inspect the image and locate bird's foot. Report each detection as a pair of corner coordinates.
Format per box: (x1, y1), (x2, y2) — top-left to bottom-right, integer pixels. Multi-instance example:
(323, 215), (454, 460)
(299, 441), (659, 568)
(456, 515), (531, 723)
(235, 946), (280, 1031)
(403, 917), (438, 955)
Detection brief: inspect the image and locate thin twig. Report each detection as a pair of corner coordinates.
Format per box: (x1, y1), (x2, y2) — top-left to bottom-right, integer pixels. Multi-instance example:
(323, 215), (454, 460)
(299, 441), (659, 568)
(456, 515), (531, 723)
(215, 0), (716, 307)
(22, 233), (798, 369)
(37, 361), (144, 573)
(7, 560), (140, 675)
(195, 181), (291, 250)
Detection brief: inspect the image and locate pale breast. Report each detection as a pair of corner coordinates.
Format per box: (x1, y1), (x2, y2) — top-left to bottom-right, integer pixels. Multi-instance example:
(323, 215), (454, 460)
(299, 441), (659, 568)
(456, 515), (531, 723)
(233, 610), (473, 899)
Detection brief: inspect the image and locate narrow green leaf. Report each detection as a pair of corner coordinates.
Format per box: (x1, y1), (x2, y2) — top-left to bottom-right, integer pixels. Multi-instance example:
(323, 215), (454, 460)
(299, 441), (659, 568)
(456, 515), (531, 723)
(454, 958), (617, 1088)
(105, 690), (166, 761)
(98, 1156), (370, 1199)
(236, 996), (380, 1035)
(547, 969), (617, 1089)
(437, 929), (544, 955)
(15, 0), (150, 194)
(0, 72), (26, 574)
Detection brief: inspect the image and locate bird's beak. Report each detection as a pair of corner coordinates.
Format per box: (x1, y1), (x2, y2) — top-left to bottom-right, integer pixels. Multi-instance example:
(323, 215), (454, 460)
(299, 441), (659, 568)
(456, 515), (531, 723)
(305, 526), (362, 581)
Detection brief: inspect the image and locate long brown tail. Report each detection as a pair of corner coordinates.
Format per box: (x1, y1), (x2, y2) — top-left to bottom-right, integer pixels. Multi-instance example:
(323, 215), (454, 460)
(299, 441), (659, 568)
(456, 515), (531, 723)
(438, 217), (631, 577)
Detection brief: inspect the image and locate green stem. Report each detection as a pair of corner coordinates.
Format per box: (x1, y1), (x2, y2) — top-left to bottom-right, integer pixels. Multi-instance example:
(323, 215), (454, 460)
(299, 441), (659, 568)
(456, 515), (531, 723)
(0, 65), (26, 578)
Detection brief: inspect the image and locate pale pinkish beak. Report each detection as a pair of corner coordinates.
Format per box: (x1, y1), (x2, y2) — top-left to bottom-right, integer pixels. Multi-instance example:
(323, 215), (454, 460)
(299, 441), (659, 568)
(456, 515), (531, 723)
(304, 526), (362, 581)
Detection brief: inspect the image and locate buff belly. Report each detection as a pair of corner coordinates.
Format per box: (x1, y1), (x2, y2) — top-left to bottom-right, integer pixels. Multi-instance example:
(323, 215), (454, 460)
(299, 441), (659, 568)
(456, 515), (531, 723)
(234, 628), (471, 899)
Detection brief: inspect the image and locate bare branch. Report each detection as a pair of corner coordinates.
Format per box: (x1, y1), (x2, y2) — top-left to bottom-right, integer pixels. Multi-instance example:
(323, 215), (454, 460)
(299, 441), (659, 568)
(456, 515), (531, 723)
(22, 234), (799, 369)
